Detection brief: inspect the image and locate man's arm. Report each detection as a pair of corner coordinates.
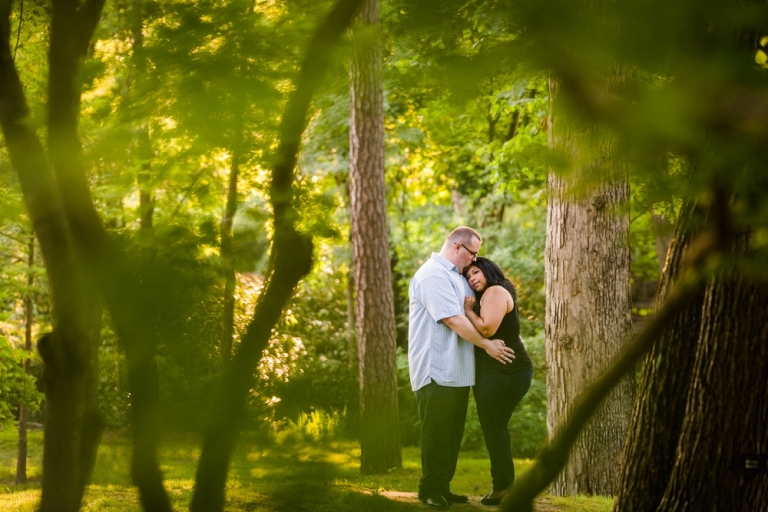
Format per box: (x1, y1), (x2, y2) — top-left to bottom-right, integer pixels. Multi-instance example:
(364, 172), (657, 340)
(443, 315), (515, 364)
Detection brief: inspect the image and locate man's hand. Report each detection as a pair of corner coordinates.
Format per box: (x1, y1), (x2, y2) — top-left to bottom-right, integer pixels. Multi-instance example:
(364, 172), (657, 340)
(442, 315), (515, 363)
(483, 338), (515, 364)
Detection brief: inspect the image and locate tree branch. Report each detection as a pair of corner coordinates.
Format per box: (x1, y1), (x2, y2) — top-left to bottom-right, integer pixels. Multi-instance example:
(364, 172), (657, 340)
(271, 0), (365, 225)
(76, 0), (106, 53)
(12, 0), (21, 62)
(189, 1), (364, 510)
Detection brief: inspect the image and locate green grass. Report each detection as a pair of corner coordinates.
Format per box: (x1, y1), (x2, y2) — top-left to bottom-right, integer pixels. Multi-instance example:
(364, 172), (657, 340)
(0, 426), (613, 511)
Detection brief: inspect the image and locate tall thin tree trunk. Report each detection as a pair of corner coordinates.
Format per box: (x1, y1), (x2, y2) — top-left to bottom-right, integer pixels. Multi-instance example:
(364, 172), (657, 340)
(130, 0), (154, 231)
(349, 0), (401, 474)
(49, 0), (170, 508)
(219, 139), (240, 367)
(137, 130), (153, 230)
(650, 209), (674, 274)
(15, 235), (34, 485)
(545, 71), (635, 496)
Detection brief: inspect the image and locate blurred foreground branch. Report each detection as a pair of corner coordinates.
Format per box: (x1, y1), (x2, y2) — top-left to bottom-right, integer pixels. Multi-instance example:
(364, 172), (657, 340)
(0, 0), (106, 509)
(189, 1), (364, 511)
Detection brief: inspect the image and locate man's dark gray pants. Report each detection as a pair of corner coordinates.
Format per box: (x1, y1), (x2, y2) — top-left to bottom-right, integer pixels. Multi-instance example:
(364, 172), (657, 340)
(415, 381), (470, 501)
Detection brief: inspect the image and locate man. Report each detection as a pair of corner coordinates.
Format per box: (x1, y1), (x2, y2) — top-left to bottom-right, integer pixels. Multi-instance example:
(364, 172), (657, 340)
(408, 226), (515, 510)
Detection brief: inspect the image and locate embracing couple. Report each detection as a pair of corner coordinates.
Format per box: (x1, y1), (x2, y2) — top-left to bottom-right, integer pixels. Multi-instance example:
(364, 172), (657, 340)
(408, 226), (533, 510)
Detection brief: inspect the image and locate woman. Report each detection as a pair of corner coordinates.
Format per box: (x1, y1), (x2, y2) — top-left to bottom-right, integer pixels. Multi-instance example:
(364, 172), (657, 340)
(463, 257), (533, 506)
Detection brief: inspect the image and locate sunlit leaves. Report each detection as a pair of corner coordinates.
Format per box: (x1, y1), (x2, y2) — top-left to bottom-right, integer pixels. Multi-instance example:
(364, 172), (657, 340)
(756, 35), (768, 69)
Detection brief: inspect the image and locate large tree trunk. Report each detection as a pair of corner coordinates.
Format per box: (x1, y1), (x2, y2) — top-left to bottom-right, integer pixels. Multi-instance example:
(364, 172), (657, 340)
(615, 214), (768, 511)
(349, 0), (401, 475)
(612, 201), (706, 511)
(656, 241), (768, 511)
(545, 72), (635, 496)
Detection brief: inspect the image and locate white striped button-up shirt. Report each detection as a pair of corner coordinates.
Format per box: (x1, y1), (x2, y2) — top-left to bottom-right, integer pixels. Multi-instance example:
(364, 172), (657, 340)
(408, 253), (475, 391)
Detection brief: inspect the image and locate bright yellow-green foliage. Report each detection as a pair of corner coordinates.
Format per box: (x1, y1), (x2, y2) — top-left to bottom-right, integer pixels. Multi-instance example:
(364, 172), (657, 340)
(0, 428), (612, 512)
(756, 36), (768, 69)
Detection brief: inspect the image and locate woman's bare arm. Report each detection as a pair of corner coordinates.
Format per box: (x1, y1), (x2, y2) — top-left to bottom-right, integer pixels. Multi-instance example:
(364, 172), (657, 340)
(463, 286), (513, 337)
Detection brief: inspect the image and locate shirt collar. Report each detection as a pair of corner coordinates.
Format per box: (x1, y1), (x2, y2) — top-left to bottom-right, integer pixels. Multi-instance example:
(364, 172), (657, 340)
(430, 252), (460, 274)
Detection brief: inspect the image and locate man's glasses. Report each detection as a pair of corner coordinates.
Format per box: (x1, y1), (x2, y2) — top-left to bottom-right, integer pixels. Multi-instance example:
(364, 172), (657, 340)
(459, 243), (478, 259)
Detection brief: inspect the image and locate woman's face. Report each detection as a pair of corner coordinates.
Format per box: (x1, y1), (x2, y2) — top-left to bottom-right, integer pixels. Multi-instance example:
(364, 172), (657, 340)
(465, 265), (487, 293)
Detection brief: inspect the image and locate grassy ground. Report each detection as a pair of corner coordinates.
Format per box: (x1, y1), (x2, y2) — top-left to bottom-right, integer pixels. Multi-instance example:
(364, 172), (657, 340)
(0, 427), (613, 511)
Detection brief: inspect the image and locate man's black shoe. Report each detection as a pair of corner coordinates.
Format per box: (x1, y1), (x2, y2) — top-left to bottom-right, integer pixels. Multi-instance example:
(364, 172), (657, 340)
(423, 495), (451, 510)
(480, 494), (503, 506)
(446, 492), (469, 504)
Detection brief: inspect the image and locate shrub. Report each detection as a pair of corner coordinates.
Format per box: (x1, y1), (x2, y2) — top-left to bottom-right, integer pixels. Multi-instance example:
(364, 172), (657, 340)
(276, 407), (348, 444)
(0, 337), (42, 424)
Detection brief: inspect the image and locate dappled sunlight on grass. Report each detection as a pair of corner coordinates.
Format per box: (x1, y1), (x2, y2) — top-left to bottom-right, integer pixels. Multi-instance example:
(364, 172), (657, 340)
(543, 495), (615, 511)
(82, 485), (141, 511)
(0, 488), (40, 512)
(0, 429), (43, 487)
(0, 428), (612, 511)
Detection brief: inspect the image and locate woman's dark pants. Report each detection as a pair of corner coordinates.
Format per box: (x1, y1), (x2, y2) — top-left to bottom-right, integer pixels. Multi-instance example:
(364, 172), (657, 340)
(473, 367), (533, 492)
(415, 381), (470, 500)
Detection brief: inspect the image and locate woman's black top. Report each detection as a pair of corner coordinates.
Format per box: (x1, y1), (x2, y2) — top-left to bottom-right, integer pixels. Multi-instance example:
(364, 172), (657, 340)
(474, 289), (532, 375)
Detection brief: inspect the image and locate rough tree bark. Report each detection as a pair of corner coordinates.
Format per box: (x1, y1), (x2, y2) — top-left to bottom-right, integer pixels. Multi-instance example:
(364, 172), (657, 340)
(545, 71), (635, 496)
(188, 1), (363, 510)
(615, 206), (768, 511)
(346, 267), (357, 369)
(349, 0), (401, 474)
(657, 241), (768, 511)
(612, 201), (706, 512)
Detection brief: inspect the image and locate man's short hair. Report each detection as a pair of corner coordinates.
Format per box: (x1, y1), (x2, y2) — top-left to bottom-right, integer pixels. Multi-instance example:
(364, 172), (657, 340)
(446, 226), (482, 246)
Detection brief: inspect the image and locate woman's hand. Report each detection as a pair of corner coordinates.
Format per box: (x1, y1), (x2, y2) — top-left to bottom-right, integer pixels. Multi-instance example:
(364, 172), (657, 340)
(464, 296), (476, 313)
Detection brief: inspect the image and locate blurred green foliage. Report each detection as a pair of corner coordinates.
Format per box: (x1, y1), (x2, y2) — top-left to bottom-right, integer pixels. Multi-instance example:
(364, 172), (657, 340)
(0, 338), (42, 424)
(4, 0), (766, 468)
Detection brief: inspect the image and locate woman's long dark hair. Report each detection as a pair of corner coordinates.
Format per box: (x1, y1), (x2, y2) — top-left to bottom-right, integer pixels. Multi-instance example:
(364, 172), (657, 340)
(465, 257), (517, 301)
